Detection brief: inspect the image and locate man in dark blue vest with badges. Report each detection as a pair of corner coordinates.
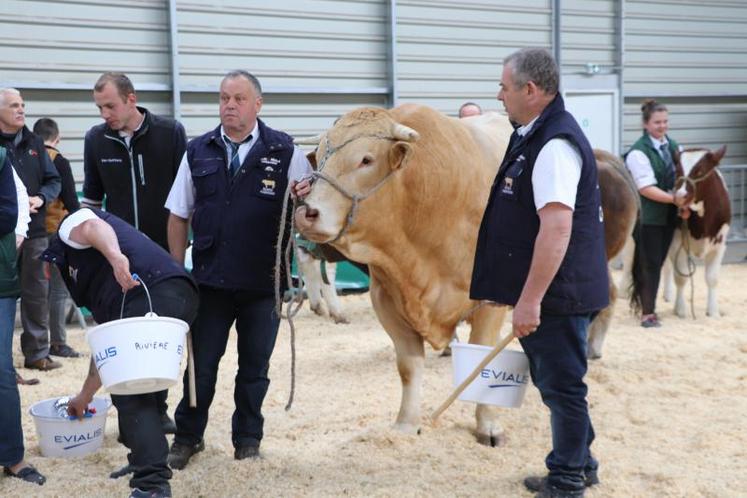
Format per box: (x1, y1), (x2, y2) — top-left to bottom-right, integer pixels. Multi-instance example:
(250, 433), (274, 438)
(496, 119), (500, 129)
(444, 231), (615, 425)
(471, 49), (608, 498)
(164, 70), (311, 469)
(41, 208), (198, 498)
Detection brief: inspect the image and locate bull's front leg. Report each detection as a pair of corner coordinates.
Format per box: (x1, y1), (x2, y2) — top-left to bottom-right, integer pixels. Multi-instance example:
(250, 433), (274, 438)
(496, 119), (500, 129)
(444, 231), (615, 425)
(469, 304), (508, 447)
(297, 249), (326, 316)
(704, 241), (727, 317)
(370, 284), (425, 434)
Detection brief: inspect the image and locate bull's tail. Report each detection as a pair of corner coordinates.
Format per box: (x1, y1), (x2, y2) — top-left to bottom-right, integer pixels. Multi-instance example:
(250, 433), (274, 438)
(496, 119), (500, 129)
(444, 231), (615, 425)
(628, 225), (644, 314)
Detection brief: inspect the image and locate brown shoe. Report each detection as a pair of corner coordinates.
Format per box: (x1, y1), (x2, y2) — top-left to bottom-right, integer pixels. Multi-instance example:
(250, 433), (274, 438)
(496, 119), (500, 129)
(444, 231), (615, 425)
(49, 344), (82, 358)
(24, 356), (62, 371)
(16, 373), (41, 385)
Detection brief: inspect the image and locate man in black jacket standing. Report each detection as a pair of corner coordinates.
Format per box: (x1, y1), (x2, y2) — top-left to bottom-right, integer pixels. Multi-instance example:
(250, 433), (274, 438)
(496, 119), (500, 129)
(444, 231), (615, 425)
(0, 88), (61, 372)
(82, 72), (186, 251)
(82, 72), (186, 440)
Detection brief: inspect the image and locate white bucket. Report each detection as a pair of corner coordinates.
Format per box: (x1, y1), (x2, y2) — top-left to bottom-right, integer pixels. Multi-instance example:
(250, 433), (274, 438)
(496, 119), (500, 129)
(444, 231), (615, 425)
(450, 341), (531, 408)
(29, 397), (111, 458)
(87, 314), (189, 395)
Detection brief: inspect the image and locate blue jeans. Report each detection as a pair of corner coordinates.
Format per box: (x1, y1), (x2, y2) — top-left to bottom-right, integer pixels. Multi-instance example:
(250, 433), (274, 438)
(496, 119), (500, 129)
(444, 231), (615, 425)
(174, 286), (280, 449)
(0, 297), (24, 467)
(519, 312), (598, 491)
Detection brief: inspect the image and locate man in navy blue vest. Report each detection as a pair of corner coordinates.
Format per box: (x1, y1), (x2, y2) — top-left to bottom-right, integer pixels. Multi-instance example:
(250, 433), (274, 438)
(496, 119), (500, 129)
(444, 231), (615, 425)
(164, 70), (311, 469)
(41, 208), (199, 498)
(471, 49), (608, 498)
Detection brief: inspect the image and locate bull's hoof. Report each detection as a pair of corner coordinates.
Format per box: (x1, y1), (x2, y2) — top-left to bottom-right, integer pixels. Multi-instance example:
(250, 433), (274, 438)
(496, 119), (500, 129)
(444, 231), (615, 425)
(587, 350), (602, 360)
(393, 422), (421, 435)
(310, 304), (324, 316)
(476, 431), (506, 447)
(439, 347), (452, 358)
(331, 314), (349, 324)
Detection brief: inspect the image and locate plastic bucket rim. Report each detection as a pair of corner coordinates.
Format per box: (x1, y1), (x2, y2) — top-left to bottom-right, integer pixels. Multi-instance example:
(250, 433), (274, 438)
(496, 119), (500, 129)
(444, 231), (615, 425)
(450, 341), (526, 357)
(29, 396), (112, 420)
(86, 315), (189, 342)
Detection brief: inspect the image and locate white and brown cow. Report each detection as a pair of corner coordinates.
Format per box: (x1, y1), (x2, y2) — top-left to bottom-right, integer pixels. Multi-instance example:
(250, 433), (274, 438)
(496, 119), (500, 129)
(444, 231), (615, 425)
(295, 105), (513, 445)
(663, 146), (731, 317)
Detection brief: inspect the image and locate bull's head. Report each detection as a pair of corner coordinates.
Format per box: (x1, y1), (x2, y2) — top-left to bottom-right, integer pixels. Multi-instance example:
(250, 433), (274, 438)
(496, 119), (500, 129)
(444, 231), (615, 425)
(675, 145), (727, 208)
(294, 108), (420, 245)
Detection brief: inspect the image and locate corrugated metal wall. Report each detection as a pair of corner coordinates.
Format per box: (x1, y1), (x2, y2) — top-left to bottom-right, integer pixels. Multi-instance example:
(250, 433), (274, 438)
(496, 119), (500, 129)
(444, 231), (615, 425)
(560, 0), (618, 75)
(1, 0), (173, 184)
(174, 0), (389, 138)
(395, 0), (551, 115)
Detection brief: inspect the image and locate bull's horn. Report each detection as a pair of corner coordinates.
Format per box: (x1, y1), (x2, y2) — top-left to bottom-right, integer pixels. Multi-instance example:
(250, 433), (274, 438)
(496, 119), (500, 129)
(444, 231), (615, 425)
(392, 123), (420, 142)
(294, 133), (324, 145)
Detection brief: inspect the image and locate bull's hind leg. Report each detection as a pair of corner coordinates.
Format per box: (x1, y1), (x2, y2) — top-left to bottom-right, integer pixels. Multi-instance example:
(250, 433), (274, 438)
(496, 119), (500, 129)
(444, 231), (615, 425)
(469, 304), (508, 447)
(370, 283), (425, 434)
(297, 249), (325, 316)
(588, 273), (616, 360)
(320, 262), (348, 324)
(704, 241), (727, 317)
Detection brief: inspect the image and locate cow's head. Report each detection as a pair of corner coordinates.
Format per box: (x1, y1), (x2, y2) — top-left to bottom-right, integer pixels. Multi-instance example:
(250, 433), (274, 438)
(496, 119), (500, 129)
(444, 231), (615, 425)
(676, 145), (727, 208)
(294, 107), (420, 245)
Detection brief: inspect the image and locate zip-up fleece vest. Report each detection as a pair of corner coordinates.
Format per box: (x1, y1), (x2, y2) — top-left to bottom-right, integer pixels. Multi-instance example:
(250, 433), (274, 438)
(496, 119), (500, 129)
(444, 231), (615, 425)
(470, 94), (609, 314)
(188, 119), (294, 293)
(0, 147), (20, 298)
(44, 147), (68, 234)
(41, 209), (194, 323)
(625, 133), (679, 226)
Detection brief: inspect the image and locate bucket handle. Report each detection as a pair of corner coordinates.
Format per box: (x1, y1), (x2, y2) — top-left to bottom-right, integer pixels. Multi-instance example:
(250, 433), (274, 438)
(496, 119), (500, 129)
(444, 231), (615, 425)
(119, 273), (154, 319)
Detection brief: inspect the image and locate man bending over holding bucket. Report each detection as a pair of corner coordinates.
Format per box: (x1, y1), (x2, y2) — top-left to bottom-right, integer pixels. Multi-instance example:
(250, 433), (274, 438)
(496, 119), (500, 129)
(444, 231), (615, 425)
(41, 207), (198, 498)
(470, 49), (608, 498)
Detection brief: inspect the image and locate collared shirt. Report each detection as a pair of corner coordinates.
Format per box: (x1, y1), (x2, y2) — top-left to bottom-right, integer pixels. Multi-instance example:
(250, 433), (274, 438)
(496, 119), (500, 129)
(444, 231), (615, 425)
(625, 135), (682, 190)
(118, 113), (146, 148)
(518, 116), (582, 212)
(12, 168), (30, 238)
(165, 122), (313, 219)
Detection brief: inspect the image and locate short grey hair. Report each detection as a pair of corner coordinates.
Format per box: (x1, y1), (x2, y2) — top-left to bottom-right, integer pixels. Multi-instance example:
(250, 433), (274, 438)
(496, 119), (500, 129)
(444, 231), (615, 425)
(504, 48), (559, 95)
(222, 70), (262, 97)
(0, 88), (21, 107)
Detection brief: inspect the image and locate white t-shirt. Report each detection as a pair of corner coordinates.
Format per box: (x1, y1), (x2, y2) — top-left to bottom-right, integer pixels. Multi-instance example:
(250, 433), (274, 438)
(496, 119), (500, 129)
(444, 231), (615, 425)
(516, 117), (582, 211)
(165, 122), (313, 219)
(12, 168), (30, 238)
(58, 208), (100, 249)
(625, 135), (682, 190)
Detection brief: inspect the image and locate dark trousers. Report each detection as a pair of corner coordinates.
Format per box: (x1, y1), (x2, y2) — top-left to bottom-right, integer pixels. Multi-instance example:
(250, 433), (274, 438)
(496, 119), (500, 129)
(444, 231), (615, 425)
(637, 223), (676, 315)
(18, 236), (50, 362)
(519, 312), (597, 492)
(116, 277), (198, 493)
(174, 286), (280, 449)
(0, 297), (23, 467)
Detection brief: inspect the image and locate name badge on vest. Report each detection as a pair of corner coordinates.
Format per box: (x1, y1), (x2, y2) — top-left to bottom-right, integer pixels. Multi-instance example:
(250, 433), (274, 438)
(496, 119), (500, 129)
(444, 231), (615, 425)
(260, 177), (277, 196)
(68, 266), (79, 283)
(500, 159), (524, 197)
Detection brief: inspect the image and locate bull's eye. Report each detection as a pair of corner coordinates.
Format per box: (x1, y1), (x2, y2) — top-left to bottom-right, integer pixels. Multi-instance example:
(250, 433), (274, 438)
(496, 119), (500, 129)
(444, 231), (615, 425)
(360, 155), (374, 167)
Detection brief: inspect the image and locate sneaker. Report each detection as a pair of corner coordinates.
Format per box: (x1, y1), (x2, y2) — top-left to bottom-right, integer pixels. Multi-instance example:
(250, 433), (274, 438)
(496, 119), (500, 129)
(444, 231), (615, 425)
(234, 443), (260, 460)
(167, 440), (204, 470)
(524, 470), (599, 493)
(49, 344), (82, 358)
(160, 413), (177, 434)
(535, 483), (585, 498)
(129, 487), (171, 498)
(640, 314), (662, 328)
(24, 356), (62, 371)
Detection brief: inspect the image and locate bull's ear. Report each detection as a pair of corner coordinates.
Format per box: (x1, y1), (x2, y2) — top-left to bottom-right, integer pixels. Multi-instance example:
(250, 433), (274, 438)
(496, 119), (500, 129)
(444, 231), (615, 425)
(389, 141), (414, 171)
(306, 149), (318, 170)
(712, 145), (727, 163)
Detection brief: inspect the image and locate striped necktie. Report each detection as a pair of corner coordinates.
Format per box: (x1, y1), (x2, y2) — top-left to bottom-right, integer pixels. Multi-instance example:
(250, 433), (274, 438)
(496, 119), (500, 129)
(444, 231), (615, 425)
(225, 135), (252, 177)
(659, 143), (675, 188)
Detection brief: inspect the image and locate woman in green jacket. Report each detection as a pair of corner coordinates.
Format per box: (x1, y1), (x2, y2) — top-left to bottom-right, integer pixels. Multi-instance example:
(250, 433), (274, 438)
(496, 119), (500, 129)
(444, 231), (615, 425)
(625, 100), (686, 328)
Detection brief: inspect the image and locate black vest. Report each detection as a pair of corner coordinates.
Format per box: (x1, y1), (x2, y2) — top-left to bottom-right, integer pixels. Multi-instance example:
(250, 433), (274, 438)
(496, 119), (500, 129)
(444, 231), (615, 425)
(470, 95), (609, 314)
(188, 119), (294, 293)
(41, 209), (194, 323)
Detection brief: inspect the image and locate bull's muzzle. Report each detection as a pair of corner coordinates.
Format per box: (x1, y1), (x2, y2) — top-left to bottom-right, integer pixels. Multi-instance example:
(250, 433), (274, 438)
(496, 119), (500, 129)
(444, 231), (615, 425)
(294, 205), (319, 233)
